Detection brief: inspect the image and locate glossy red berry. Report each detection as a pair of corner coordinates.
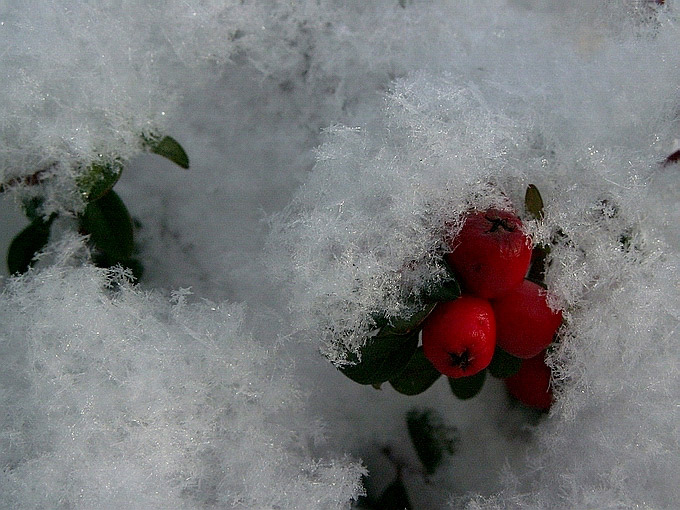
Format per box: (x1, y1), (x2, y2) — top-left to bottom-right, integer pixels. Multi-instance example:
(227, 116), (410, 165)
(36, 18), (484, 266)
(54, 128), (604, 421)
(445, 209), (532, 299)
(492, 279), (562, 359)
(504, 352), (553, 410)
(422, 296), (496, 378)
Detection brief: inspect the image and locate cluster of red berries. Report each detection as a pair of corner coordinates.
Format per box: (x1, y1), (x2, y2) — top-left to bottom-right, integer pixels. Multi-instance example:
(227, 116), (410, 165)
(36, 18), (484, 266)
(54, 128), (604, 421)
(422, 208), (562, 410)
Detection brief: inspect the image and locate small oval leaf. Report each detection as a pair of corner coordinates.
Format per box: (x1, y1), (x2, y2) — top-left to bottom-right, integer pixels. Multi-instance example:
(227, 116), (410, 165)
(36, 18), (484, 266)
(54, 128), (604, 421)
(147, 135), (189, 169)
(406, 409), (459, 475)
(77, 159), (124, 202)
(487, 347), (523, 379)
(80, 190), (134, 261)
(389, 347), (442, 396)
(7, 220), (51, 274)
(525, 184), (545, 220)
(339, 329), (420, 385)
(448, 370), (486, 400)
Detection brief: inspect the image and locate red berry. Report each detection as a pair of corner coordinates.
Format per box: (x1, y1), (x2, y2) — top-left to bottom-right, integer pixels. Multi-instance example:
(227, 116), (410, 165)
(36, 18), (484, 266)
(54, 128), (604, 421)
(422, 296), (496, 378)
(492, 279), (562, 359)
(504, 352), (553, 410)
(445, 209), (532, 299)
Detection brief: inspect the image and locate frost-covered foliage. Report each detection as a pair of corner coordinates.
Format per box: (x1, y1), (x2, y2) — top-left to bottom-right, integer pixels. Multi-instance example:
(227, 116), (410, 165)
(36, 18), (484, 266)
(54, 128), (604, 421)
(464, 241), (679, 509)
(2, 0), (680, 509)
(0, 237), (364, 509)
(267, 0), (679, 361)
(266, 1), (680, 507)
(0, 0), (486, 215)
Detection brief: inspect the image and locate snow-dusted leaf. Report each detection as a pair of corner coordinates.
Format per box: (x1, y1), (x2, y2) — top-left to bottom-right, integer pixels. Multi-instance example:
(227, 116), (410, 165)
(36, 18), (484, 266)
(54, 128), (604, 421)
(375, 303), (436, 337)
(76, 159), (124, 202)
(406, 409), (458, 475)
(422, 263), (461, 303)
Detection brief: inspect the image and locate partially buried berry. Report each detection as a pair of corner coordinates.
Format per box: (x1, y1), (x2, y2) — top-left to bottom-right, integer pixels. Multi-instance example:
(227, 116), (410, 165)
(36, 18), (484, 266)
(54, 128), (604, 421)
(492, 279), (562, 359)
(446, 208), (533, 299)
(504, 352), (553, 410)
(422, 296), (496, 379)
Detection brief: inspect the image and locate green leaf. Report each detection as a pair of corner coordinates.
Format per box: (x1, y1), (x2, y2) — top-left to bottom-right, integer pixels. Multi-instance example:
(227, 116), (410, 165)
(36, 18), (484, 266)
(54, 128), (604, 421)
(145, 135), (189, 169)
(375, 477), (412, 510)
(77, 159), (124, 202)
(20, 196), (45, 222)
(526, 245), (549, 288)
(406, 409), (458, 475)
(448, 370), (486, 400)
(7, 219), (52, 274)
(525, 184), (545, 220)
(422, 258), (461, 303)
(339, 329), (420, 385)
(487, 347), (522, 379)
(80, 190), (134, 261)
(389, 347), (442, 396)
(422, 277), (461, 303)
(376, 303), (436, 337)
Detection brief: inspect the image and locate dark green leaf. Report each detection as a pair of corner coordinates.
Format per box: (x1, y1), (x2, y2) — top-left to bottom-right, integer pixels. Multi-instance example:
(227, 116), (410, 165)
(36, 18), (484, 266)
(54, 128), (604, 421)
(423, 278), (461, 303)
(422, 257), (461, 303)
(20, 196), (45, 222)
(376, 303), (435, 337)
(80, 190), (134, 261)
(662, 149), (680, 167)
(406, 409), (458, 475)
(375, 477), (412, 510)
(525, 184), (544, 220)
(339, 329), (419, 385)
(448, 370), (486, 400)
(146, 135), (189, 169)
(487, 347), (522, 379)
(389, 347), (441, 396)
(77, 159), (124, 202)
(526, 245), (549, 288)
(422, 277), (461, 303)
(7, 219), (52, 274)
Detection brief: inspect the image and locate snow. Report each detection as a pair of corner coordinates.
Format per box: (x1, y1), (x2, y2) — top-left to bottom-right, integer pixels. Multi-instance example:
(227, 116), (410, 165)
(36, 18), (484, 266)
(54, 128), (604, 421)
(1, 0), (679, 508)
(0, 238), (365, 509)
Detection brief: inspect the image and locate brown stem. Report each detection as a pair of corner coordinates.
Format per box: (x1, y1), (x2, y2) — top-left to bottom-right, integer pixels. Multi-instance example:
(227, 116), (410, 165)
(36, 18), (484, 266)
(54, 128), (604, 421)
(0, 164), (57, 193)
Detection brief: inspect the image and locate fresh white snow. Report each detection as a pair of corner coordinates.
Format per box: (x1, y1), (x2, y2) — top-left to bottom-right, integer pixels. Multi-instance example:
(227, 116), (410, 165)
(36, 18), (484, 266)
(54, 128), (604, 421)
(1, 1), (678, 508)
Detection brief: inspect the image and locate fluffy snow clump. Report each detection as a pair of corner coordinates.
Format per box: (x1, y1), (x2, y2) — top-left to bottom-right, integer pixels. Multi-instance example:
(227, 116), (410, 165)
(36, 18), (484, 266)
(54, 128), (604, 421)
(0, 237), (364, 509)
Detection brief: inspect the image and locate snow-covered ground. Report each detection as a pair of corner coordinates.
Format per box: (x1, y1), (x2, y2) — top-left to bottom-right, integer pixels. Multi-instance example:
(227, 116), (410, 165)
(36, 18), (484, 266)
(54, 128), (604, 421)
(1, 1), (678, 508)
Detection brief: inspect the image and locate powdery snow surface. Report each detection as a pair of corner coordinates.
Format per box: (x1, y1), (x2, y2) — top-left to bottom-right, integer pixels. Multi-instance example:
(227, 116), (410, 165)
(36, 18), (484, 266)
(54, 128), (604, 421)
(0, 238), (364, 509)
(1, 0), (679, 508)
